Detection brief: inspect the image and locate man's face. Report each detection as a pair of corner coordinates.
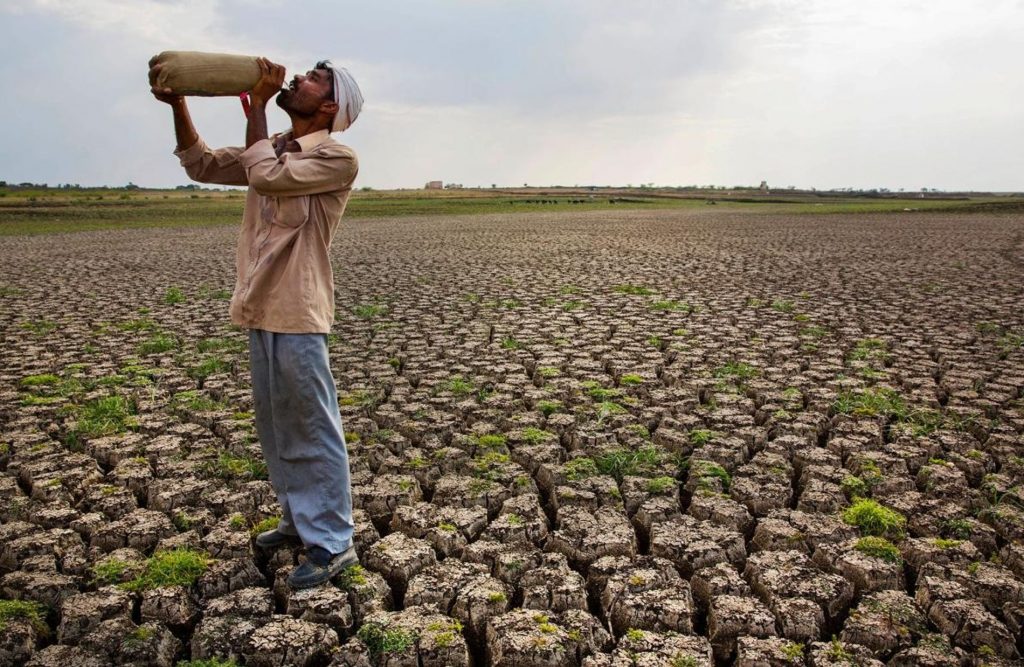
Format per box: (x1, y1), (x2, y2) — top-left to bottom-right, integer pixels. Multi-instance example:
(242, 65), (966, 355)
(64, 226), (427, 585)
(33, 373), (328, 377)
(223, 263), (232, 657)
(276, 67), (333, 118)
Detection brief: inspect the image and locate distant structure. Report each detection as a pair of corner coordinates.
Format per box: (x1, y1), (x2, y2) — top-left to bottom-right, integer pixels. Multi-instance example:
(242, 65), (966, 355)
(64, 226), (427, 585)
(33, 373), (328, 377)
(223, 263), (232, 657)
(425, 181), (443, 190)
(444, 183), (464, 190)
(759, 180), (770, 195)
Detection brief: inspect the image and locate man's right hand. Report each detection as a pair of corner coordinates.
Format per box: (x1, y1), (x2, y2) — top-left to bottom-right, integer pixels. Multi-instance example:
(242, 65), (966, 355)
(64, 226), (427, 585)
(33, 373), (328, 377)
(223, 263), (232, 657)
(149, 63), (183, 106)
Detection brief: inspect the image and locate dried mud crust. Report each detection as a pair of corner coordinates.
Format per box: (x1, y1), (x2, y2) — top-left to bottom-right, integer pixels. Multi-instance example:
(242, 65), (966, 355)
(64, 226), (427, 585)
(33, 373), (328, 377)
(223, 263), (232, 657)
(0, 208), (1023, 665)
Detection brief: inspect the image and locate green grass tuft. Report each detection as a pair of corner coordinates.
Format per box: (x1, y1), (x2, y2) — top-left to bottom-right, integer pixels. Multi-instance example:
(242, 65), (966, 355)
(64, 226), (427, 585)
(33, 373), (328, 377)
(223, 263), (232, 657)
(163, 287), (186, 305)
(357, 622), (417, 658)
(120, 549), (211, 592)
(842, 499), (906, 539)
(0, 599), (48, 635)
(200, 452), (268, 481)
(854, 536), (902, 563)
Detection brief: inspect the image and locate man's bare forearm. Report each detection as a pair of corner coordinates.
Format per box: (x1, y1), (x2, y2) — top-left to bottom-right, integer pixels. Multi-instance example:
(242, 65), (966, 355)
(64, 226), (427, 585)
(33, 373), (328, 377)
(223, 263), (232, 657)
(170, 99), (199, 151)
(246, 101), (269, 149)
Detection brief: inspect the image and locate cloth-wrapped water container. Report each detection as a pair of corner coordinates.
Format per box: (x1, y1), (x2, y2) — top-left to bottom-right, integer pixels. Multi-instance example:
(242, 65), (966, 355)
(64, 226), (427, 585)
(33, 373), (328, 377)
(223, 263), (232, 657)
(149, 51), (261, 96)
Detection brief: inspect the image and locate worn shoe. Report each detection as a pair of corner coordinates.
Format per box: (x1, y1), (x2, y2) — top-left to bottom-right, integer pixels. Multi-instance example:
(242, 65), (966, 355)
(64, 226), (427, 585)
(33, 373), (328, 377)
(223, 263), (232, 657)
(287, 545), (359, 589)
(254, 529), (301, 549)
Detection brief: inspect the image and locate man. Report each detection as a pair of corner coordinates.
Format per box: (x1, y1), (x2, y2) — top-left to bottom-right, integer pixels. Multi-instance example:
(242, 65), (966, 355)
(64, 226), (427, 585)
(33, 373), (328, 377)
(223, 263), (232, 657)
(151, 56), (363, 588)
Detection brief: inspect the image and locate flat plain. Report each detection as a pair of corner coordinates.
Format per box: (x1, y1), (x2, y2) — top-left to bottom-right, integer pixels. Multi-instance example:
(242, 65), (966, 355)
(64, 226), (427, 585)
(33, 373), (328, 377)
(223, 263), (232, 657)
(1, 193), (1023, 666)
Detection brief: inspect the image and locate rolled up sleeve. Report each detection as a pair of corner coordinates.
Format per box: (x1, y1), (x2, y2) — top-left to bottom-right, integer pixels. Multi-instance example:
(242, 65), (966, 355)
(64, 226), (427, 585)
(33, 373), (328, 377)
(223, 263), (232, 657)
(174, 138), (248, 186)
(239, 139), (357, 197)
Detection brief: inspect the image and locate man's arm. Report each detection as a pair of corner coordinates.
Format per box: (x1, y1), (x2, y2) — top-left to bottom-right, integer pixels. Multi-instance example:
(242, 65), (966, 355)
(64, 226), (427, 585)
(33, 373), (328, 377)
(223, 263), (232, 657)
(245, 58), (284, 149)
(150, 65), (247, 186)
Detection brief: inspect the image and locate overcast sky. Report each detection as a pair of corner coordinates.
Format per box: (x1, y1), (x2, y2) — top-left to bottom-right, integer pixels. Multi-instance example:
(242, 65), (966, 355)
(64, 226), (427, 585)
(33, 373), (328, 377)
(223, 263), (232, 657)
(1, 0), (1021, 191)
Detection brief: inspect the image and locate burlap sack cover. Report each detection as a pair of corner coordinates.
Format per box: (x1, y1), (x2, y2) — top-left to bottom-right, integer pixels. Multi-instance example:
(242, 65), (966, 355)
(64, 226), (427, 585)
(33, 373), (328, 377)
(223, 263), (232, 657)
(149, 51), (261, 96)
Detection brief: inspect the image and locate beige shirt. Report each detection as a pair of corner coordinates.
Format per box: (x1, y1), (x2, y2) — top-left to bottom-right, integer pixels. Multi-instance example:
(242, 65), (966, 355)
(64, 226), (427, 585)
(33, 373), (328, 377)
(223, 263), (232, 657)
(175, 129), (358, 333)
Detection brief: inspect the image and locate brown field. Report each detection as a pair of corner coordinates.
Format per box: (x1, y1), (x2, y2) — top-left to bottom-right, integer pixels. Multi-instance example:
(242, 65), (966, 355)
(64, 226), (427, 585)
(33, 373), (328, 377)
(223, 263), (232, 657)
(1, 207), (1023, 665)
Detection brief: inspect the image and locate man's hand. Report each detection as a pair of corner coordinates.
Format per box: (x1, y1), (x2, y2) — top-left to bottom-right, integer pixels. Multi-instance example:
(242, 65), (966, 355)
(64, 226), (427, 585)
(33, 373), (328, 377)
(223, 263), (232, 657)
(148, 63), (184, 106)
(250, 57), (286, 107)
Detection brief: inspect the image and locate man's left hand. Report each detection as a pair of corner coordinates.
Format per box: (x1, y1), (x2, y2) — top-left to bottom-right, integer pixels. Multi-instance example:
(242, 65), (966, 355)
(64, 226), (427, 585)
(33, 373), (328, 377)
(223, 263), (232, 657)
(250, 57), (286, 107)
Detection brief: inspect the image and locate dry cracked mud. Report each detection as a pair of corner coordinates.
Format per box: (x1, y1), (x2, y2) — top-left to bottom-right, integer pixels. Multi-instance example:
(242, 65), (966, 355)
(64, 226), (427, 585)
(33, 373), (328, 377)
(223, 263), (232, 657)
(1, 207), (1023, 666)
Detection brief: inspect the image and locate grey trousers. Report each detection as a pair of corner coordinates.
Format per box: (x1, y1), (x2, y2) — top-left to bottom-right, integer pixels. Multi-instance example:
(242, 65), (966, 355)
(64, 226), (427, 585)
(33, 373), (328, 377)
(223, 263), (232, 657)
(248, 329), (354, 554)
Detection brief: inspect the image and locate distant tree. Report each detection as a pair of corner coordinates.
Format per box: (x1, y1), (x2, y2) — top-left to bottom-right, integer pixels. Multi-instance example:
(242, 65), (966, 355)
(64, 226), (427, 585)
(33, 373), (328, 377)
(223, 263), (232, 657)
(125, 182), (140, 190)
(491, 184), (496, 188)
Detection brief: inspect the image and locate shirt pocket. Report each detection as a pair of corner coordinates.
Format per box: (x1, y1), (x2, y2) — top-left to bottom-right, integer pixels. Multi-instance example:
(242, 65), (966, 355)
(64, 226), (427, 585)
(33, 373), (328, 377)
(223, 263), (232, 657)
(270, 195), (310, 228)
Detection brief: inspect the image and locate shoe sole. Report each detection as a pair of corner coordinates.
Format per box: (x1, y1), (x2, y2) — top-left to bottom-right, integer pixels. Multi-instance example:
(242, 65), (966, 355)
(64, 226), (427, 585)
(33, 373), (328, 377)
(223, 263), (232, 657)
(287, 550), (359, 589)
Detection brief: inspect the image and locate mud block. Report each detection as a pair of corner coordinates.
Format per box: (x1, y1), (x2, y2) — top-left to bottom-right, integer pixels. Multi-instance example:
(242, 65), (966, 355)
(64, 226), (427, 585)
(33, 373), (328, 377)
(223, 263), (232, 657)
(770, 596), (824, 643)
(23, 645), (108, 667)
(583, 629), (713, 666)
(735, 636), (808, 666)
(840, 590), (925, 659)
(191, 614), (266, 662)
(486, 608), (611, 667)
(363, 532), (437, 602)
(598, 555), (694, 636)
(519, 552), (587, 613)
(200, 587), (271, 619)
(90, 508), (175, 554)
(242, 615), (340, 667)
(812, 539), (905, 597)
(688, 492), (754, 534)
(333, 564), (394, 624)
(357, 606), (471, 667)
(391, 501), (488, 557)
(0, 612), (42, 666)
(140, 584), (200, 628)
(807, 640), (885, 666)
(751, 516), (811, 554)
(281, 584), (353, 637)
(745, 550), (853, 626)
(690, 561), (751, 610)
(650, 514), (745, 577)
(0, 570), (80, 611)
(707, 594), (777, 661)
(196, 556), (263, 601)
(57, 586), (133, 644)
(546, 506), (636, 572)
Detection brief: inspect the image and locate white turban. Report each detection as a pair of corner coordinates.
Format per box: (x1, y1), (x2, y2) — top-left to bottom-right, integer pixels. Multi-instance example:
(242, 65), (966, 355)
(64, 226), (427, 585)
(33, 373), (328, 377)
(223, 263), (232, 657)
(329, 65), (363, 132)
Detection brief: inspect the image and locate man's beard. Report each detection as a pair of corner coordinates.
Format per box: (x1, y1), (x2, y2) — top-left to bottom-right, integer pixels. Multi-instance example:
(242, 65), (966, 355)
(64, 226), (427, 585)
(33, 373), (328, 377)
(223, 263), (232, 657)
(275, 90), (317, 119)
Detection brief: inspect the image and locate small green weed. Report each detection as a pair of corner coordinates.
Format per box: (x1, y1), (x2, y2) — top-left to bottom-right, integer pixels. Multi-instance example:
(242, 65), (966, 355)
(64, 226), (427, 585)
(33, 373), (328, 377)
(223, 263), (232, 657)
(690, 459), (731, 491)
(536, 399), (562, 416)
(854, 536), (902, 563)
(646, 476), (676, 494)
(163, 287), (186, 305)
(121, 549), (210, 592)
(188, 356), (232, 381)
(842, 499), (906, 539)
(200, 452), (268, 481)
(357, 622), (417, 657)
(138, 332), (179, 356)
(0, 599), (48, 635)
(353, 303), (388, 319)
(594, 445), (663, 482)
(440, 375), (475, 396)
(564, 457), (599, 481)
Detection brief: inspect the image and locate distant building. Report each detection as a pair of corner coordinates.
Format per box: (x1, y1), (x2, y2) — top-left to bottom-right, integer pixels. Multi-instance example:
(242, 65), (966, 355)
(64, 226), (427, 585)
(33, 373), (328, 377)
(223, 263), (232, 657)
(759, 180), (770, 194)
(425, 181), (443, 190)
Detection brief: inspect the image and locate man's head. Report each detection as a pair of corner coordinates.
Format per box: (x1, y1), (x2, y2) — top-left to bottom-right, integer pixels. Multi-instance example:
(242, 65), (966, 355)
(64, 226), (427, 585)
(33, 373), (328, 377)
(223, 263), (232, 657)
(276, 60), (362, 133)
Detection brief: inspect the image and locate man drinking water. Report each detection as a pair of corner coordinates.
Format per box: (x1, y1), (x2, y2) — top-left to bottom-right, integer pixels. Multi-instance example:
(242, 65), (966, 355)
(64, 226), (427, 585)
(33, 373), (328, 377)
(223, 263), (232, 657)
(151, 56), (363, 589)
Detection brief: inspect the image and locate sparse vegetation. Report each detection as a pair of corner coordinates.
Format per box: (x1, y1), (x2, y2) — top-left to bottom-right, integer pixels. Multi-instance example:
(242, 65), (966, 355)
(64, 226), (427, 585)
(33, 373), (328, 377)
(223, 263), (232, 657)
(842, 499), (906, 539)
(120, 549), (211, 592)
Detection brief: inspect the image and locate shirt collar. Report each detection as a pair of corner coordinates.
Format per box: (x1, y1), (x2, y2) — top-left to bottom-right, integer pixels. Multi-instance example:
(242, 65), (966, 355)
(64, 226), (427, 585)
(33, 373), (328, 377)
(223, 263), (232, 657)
(293, 129), (330, 153)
